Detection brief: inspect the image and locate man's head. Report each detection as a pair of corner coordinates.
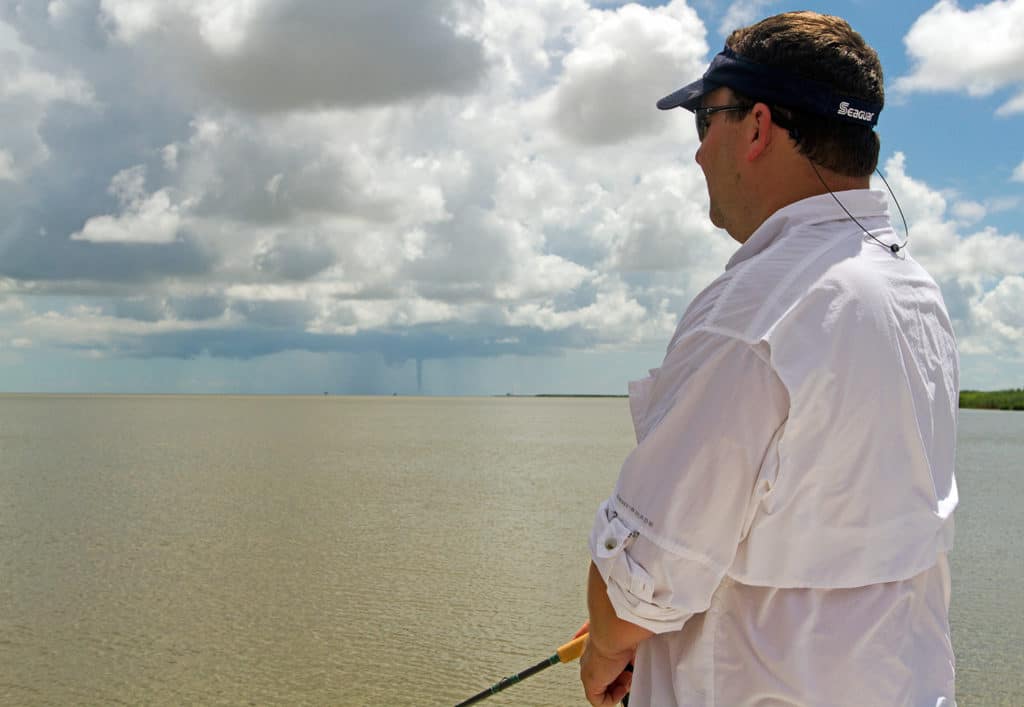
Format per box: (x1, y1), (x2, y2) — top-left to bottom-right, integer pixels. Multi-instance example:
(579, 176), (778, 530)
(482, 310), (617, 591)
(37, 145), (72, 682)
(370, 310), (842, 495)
(659, 11), (884, 178)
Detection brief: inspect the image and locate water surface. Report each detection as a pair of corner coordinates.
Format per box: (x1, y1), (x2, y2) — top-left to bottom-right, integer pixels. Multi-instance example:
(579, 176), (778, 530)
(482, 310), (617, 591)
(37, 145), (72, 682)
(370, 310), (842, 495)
(0, 396), (1020, 705)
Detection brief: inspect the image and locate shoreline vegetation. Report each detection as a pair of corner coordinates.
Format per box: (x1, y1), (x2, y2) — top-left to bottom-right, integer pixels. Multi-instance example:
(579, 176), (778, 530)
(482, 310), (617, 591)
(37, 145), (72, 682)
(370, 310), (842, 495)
(522, 390), (1024, 411)
(959, 389), (1024, 411)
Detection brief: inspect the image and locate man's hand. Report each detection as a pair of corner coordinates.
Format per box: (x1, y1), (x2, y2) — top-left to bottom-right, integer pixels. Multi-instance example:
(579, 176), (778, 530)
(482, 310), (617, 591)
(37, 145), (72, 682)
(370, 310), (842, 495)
(580, 562), (652, 706)
(573, 619), (590, 640)
(580, 639), (634, 706)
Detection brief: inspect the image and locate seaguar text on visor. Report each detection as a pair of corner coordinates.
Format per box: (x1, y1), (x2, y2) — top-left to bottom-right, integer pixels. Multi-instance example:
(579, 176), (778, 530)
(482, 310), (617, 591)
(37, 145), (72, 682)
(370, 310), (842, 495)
(837, 101), (874, 122)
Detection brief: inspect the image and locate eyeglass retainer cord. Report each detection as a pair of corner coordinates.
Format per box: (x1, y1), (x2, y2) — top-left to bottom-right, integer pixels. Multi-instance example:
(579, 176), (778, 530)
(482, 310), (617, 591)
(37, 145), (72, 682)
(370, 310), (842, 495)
(777, 115), (909, 255)
(807, 159), (910, 255)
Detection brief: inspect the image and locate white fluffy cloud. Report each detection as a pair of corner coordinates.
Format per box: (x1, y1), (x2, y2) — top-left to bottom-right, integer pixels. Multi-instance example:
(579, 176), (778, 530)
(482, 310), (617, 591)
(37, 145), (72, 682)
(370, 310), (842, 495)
(2, 0), (722, 362)
(1, 0), (1021, 389)
(877, 153), (1024, 357)
(72, 166), (186, 244)
(98, 0), (487, 112)
(895, 0), (1024, 115)
(970, 276), (1024, 356)
(879, 153), (1024, 283)
(550, 0), (707, 144)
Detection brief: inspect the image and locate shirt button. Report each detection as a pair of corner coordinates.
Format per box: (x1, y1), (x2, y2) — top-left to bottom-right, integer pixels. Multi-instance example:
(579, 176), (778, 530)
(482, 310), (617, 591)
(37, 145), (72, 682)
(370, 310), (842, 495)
(604, 537), (617, 550)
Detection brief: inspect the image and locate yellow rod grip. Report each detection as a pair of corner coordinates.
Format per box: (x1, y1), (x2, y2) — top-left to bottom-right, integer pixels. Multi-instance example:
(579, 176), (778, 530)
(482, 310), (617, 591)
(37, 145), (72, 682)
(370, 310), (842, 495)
(556, 633), (588, 663)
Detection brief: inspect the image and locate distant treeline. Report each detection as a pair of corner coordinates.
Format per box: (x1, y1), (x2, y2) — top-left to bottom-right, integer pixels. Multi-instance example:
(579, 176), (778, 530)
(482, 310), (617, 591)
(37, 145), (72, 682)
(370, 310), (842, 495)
(530, 390), (1024, 410)
(959, 389), (1024, 411)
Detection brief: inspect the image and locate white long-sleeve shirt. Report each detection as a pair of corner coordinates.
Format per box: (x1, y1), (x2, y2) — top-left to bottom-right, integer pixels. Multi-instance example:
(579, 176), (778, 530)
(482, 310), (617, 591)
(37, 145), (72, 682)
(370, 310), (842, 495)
(590, 190), (959, 706)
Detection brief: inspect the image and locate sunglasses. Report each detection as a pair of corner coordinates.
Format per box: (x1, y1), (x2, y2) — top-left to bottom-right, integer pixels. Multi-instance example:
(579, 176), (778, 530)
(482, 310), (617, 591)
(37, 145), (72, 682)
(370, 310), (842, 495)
(694, 104), (752, 141)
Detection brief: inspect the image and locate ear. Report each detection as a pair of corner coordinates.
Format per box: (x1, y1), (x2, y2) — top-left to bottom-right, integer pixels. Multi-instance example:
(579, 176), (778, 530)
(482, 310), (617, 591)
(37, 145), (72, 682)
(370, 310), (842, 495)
(744, 103), (774, 162)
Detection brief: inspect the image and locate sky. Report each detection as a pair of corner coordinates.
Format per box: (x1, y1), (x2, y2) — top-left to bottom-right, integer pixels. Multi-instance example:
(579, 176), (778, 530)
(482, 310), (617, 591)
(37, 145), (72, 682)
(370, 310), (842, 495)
(0, 0), (1022, 395)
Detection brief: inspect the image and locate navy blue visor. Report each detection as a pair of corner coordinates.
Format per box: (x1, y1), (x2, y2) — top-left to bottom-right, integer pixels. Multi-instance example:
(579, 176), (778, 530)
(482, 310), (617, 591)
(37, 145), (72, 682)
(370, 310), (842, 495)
(657, 48), (882, 127)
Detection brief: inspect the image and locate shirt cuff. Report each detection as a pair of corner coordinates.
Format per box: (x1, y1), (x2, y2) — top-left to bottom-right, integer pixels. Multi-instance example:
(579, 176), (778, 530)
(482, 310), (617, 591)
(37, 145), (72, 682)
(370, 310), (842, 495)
(589, 500), (692, 634)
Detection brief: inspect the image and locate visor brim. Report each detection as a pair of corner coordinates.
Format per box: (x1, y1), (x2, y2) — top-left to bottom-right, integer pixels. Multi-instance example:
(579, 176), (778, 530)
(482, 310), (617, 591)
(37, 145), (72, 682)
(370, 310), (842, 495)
(656, 78), (719, 111)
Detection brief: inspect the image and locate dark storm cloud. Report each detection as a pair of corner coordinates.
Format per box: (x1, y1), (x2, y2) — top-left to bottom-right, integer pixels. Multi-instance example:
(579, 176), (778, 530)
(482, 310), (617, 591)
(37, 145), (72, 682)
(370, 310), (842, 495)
(1, 1), (105, 54)
(110, 297), (166, 322)
(102, 322), (596, 362)
(195, 0), (489, 112)
(0, 230), (213, 283)
(233, 300), (318, 329)
(0, 6), (203, 287)
(168, 295), (229, 321)
(253, 234), (336, 281)
(187, 128), (399, 225)
(402, 207), (517, 302)
(3, 0), (702, 384)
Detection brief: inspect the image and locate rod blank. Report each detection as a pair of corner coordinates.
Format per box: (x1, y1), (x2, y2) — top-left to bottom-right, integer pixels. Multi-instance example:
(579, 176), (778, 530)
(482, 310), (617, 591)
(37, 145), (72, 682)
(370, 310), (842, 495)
(454, 634), (588, 707)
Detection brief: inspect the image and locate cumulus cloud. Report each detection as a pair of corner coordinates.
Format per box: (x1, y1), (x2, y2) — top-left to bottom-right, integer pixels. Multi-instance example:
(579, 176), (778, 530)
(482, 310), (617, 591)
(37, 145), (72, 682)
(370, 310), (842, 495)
(952, 200), (986, 225)
(253, 233), (335, 281)
(98, 0), (488, 112)
(0, 0), (1020, 391)
(877, 153), (1024, 358)
(595, 165), (728, 273)
(973, 276), (1024, 354)
(895, 0), (1024, 115)
(550, 0), (708, 145)
(72, 166), (186, 244)
(0, 15), (94, 178)
(0, 19), (92, 104)
(879, 153), (1024, 282)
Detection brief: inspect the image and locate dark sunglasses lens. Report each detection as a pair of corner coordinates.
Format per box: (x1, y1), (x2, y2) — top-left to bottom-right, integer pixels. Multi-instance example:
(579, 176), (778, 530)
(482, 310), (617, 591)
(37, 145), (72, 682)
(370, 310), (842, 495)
(695, 111), (706, 141)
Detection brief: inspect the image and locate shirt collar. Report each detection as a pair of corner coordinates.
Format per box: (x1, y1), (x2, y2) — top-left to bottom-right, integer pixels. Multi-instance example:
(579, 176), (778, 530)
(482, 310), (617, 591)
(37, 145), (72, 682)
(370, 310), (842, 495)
(725, 189), (890, 271)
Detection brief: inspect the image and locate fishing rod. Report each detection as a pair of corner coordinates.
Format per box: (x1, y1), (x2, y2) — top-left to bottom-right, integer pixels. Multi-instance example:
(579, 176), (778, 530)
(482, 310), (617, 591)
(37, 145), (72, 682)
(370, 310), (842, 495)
(454, 633), (589, 706)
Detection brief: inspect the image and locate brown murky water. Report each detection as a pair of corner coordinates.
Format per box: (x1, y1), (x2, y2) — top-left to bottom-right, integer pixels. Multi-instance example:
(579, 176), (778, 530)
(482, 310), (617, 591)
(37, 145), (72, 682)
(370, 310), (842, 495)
(0, 396), (1020, 705)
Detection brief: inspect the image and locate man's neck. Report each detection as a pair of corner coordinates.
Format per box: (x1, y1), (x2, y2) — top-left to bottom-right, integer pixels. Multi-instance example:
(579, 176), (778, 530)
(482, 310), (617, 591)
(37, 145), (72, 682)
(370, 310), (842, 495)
(731, 162), (871, 243)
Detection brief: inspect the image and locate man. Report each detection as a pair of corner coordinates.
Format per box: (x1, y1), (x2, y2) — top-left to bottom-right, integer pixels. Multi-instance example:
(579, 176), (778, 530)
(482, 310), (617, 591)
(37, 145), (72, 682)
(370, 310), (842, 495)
(580, 11), (959, 707)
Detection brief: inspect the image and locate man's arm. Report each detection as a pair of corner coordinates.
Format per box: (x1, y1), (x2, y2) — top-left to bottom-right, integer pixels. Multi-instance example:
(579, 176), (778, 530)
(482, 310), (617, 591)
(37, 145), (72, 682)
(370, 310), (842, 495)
(580, 561), (654, 707)
(580, 333), (788, 704)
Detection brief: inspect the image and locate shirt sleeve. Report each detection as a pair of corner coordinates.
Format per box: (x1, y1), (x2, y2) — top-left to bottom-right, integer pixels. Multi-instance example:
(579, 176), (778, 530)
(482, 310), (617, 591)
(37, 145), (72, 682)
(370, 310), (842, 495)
(590, 330), (789, 633)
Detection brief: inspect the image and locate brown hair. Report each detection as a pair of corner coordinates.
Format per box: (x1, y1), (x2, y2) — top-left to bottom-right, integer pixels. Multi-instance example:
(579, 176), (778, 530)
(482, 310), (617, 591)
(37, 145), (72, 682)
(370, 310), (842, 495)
(725, 11), (884, 177)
